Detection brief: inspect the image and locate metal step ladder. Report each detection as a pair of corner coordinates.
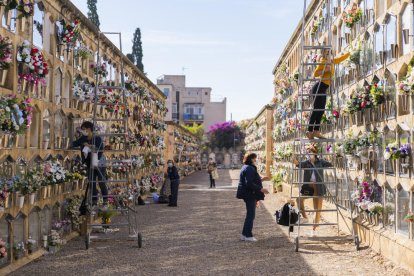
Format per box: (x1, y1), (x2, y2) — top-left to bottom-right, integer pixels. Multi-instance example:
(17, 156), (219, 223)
(288, 0), (359, 252)
(85, 31), (142, 249)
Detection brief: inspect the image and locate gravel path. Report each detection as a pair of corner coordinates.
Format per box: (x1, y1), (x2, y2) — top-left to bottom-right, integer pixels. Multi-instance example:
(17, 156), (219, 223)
(12, 170), (411, 276)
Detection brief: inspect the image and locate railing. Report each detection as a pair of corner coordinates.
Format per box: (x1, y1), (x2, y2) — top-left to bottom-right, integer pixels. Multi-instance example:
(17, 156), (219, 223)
(183, 114), (204, 121)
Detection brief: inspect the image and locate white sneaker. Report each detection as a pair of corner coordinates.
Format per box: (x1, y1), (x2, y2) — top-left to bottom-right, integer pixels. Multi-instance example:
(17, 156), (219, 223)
(240, 235), (246, 241)
(244, 237), (258, 242)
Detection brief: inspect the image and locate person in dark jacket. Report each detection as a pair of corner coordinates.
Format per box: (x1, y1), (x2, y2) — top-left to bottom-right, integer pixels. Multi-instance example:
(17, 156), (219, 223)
(293, 144), (332, 232)
(72, 121), (108, 206)
(236, 153), (269, 242)
(167, 160), (180, 207)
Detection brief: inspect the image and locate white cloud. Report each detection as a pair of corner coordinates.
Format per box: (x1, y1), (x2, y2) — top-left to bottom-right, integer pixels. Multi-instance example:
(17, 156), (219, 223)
(143, 30), (235, 46)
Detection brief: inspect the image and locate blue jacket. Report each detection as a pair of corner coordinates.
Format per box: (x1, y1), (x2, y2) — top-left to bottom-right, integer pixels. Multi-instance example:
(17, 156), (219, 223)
(236, 165), (264, 200)
(167, 166), (180, 182)
(72, 135), (104, 167)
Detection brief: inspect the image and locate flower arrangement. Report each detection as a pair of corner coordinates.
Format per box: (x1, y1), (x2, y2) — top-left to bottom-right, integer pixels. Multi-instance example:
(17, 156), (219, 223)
(342, 2), (363, 28)
(0, 94), (33, 134)
(310, 17), (320, 36)
(368, 202), (383, 214)
(0, 239), (7, 259)
(0, 35), (12, 70)
(73, 79), (94, 101)
(405, 211), (414, 223)
(49, 230), (64, 247)
(0, 186), (8, 209)
(398, 66), (414, 94)
(13, 241), (25, 256)
(66, 196), (81, 231)
(59, 19), (80, 45)
(109, 135), (124, 145)
(74, 46), (93, 60)
(6, 0), (34, 18)
(17, 41), (49, 84)
(369, 83), (385, 107)
(90, 62), (108, 79)
(98, 205), (116, 224)
(26, 237), (36, 253)
(43, 160), (67, 185)
(384, 142), (410, 160)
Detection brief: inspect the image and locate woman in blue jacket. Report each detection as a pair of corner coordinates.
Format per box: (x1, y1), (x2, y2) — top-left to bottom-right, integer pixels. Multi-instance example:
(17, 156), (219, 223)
(236, 153), (269, 242)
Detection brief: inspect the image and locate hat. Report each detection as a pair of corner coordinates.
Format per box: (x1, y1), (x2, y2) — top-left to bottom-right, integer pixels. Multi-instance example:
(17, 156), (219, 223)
(306, 143), (318, 154)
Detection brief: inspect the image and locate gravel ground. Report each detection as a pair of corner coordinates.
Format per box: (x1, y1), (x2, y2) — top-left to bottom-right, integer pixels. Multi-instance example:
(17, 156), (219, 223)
(12, 170), (411, 276)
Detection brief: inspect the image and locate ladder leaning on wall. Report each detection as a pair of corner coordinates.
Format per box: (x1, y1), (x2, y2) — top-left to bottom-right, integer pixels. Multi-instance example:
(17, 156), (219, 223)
(84, 31), (142, 250)
(288, 0), (360, 252)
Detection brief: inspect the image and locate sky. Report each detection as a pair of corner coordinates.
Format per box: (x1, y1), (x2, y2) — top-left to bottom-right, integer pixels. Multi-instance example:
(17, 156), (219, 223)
(71, 0), (304, 121)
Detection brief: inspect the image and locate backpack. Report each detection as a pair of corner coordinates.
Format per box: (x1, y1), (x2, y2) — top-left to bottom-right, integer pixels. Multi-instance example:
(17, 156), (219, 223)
(275, 203), (298, 232)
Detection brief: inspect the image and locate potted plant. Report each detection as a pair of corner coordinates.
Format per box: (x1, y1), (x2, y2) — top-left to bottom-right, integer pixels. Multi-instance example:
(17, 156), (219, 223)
(0, 238), (7, 266)
(368, 202), (383, 226)
(26, 237), (37, 254)
(48, 230), (62, 254)
(98, 205), (116, 226)
(13, 241), (25, 260)
(405, 211), (414, 223)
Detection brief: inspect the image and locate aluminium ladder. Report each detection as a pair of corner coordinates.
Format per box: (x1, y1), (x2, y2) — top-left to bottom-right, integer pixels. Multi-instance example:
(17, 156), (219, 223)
(85, 31), (142, 249)
(289, 0), (359, 252)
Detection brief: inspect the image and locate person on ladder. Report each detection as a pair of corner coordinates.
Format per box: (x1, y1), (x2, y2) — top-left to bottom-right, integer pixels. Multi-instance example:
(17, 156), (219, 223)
(72, 121), (108, 207)
(293, 144), (332, 235)
(306, 49), (349, 139)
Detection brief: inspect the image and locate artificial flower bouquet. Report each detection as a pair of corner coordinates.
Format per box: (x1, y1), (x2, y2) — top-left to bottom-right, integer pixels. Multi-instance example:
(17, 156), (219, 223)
(43, 160), (67, 185)
(405, 211), (414, 223)
(342, 2), (363, 28)
(398, 65), (414, 94)
(0, 94), (33, 134)
(0, 239), (7, 259)
(60, 19), (80, 44)
(0, 35), (12, 70)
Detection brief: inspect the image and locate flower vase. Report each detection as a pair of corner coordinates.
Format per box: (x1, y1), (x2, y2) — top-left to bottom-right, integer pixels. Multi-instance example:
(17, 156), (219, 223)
(41, 186), (47, 199)
(47, 185), (52, 198)
(21, 79), (27, 94)
(29, 193), (35, 205)
(0, 70), (7, 86)
(43, 140), (49, 150)
(401, 94), (409, 111)
(20, 16), (26, 32)
(374, 214), (380, 226)
(18, 195), (25, 209)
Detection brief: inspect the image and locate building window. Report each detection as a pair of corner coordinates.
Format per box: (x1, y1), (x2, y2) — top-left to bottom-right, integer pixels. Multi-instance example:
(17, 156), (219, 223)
(397, 186), (409, 236)
(32, 2), (44, 49)
(374, 25), (384, 70)
(401, 4), (412, 55)
(362, 32), (373, 74)
(384, 184), (395, 231)
(365, 0), (375, 26)
(385, 14), (397, 63)
(163, 88), (170, 97)
(205, 92), (208, 96)
(2, 6), (16, 32)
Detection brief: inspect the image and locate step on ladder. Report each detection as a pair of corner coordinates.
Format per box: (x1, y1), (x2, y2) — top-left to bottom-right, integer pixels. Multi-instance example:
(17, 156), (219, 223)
(288, 0), (359, 252)
(85, 31), (142, 249)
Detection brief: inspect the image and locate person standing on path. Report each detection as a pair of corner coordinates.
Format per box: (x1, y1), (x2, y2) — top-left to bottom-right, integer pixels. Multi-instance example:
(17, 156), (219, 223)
(293, 144), (332, 234)
(72, 121), (108, 206)
(236, 153), (269, 242)
(306, 50), (349, 139)
(167, 160), (180, 207)
(207, 159), (218, 188)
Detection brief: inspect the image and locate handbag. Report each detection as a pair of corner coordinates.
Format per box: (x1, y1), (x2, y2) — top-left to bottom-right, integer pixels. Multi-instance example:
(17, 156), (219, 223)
(300, 184), (314, 196)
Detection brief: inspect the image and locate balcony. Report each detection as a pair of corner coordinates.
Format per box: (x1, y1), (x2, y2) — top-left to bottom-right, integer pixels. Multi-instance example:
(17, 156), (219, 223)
(183, 114), (204, 121)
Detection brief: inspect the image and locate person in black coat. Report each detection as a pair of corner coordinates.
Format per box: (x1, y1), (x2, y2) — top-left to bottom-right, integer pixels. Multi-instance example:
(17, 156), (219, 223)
(72, 121), (108, 206)
(236, 153), (269, 242)
(167, 160), (180, 207)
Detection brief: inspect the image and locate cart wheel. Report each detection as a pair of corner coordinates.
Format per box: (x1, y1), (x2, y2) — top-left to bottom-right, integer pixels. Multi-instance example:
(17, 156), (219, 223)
(85, 232), (90, 250)
(138, 233), (142, 248)
(294, 237), (299, 252)
(354, 236), (360, 251)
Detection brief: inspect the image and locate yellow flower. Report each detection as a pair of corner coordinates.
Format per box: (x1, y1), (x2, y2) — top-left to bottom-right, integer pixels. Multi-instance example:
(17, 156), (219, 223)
(23, 5), (31, 13)
(23, 0), (31, 4)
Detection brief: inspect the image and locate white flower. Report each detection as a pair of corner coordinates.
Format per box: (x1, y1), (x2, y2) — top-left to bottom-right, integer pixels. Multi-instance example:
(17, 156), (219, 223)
(383, 151), (391, 160)
(5, 106), (10, 112)
(25, 58), (31, 63)
(17, 54), (22, 62)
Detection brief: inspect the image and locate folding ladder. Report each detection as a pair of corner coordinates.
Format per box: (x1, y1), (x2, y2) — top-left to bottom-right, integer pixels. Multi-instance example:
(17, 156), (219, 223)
(289, 0), (359, 252)
(85, 32), (142, 249)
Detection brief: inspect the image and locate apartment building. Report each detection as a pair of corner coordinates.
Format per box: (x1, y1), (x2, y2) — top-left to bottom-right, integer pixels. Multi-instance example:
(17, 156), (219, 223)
(157, 75), (227, 132)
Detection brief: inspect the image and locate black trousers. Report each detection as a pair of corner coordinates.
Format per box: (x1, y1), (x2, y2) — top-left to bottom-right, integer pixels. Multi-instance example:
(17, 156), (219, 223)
(169, 179), (179, 206)
(242, 198), (256, 238)
(308, 82), (329, 132)
(209, 173), (215, 188)
(87, 166), (108, 205)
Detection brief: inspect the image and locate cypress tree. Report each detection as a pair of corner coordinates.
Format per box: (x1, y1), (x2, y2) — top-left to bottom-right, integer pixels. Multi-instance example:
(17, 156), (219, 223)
(131, 28), (144, 72)
(87, 0), (100, 29)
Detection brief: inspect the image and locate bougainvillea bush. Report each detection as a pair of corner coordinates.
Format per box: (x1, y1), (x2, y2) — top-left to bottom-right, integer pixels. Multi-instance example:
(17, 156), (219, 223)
(208, 121), (244, 149)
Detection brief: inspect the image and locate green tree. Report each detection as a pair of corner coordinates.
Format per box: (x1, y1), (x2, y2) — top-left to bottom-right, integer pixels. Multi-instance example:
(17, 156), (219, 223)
(126, 53), (135, 64)
(87, 0), (100, 29)
(182, 123), (204, 141)
(130, 28), (144, 72)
